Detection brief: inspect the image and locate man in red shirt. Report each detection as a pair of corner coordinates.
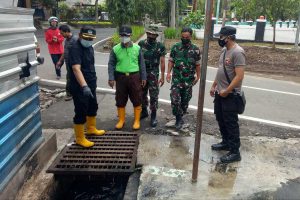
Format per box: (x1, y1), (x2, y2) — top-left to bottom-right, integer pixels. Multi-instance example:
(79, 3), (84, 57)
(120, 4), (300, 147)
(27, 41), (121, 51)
(45, 16), (64, 79)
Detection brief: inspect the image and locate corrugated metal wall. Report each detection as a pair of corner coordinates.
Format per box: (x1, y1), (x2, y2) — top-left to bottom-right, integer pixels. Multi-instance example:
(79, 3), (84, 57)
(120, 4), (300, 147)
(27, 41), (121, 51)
(0, 7), (43, 191)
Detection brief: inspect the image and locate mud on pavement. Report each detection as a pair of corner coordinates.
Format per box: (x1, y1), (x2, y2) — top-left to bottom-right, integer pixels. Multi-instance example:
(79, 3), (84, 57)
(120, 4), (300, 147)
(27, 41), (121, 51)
(39, 87), (300, 199)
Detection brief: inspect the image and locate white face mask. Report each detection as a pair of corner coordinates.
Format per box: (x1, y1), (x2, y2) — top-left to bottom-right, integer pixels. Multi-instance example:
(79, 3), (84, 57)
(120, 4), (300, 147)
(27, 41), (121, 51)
(121, 36), (131, 44)
(80, 39), (93, 48)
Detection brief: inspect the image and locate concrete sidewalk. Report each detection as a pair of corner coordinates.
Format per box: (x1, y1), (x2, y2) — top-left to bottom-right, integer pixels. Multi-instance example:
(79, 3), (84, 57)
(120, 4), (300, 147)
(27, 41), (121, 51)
(37, 82), (300, 200)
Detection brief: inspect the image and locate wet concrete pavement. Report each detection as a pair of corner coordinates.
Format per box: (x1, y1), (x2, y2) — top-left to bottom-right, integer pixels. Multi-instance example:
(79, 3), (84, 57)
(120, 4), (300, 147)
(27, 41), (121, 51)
(137, 134), (300, 199)
(37, 86), (300, 200)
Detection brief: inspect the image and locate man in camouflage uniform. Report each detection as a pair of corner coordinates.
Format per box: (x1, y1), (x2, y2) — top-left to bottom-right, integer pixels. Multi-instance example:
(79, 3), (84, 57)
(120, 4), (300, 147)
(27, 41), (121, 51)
(138, 27), (166, 127)
(166, 27), (201, 130)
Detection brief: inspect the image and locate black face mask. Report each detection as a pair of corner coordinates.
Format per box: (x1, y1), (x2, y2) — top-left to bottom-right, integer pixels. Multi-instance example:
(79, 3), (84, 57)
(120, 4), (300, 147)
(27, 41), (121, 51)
(147, 37), (156, 44)
(181, 38), (191, 45)
(218, 38), (227, 47)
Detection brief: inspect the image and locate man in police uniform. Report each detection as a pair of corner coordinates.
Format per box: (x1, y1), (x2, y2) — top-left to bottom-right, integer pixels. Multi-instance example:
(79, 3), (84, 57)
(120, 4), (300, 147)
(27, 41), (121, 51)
(210, 26), (245, 163)
(108, 25), (146, 130)
(166, 27), (201, 130)
(69, 26), (105, 148)
(138, 27), (166, 127)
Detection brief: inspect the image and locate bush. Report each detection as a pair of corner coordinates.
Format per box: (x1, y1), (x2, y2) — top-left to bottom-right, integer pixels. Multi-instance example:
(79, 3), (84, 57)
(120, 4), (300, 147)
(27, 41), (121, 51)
(111, 25), (145, 46)
(182, 11), (204, 29)
(164, 28), (182, 39)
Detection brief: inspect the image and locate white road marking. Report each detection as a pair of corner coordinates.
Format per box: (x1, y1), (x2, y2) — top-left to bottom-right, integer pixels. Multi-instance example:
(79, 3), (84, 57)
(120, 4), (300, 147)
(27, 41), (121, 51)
(95, 64), (300, 97)
(38, 79), (300, 130)
(157, 98), (300, 130)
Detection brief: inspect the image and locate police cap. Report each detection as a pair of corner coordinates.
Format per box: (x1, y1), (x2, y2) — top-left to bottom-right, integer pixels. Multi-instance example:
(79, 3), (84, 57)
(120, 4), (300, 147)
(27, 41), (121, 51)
(80, 26), (96, 39)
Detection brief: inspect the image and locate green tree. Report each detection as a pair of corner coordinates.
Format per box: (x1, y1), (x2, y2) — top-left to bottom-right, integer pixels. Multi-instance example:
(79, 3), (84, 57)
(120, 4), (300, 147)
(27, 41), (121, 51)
(230, 0), (258, 21)
(106, 0), (136, 28)
(231, 0), (299, 49)
(182, 10), (204, 29)
(256, 0), (299, 49)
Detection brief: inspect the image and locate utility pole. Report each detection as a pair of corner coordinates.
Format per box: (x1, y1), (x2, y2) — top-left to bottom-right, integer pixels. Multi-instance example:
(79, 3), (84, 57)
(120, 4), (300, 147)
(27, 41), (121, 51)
(216, 0), (220, 24)
(294, 12), (300, 50)
(170, 0), (176, 28)
(192, 0), (214, 182)
(192, 0), (197, 12)
(95, 0), (99, 22)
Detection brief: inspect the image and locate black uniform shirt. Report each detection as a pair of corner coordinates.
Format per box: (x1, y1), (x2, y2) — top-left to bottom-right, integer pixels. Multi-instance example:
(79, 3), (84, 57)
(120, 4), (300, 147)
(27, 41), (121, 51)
(69, 40), (97, 89)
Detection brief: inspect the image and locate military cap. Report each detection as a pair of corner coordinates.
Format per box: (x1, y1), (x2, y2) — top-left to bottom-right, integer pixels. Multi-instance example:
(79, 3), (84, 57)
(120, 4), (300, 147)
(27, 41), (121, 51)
(146, 26), (159, 35)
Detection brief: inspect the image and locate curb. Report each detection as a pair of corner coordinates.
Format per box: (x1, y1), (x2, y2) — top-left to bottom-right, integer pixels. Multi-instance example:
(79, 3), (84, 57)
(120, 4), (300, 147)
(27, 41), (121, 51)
(39, 79), (115, 95)
(93, 37), (112, 50)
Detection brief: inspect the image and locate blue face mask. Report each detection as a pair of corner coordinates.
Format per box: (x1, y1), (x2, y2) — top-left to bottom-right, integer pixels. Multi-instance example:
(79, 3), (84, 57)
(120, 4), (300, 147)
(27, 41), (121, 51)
(80, 39), (93, 48)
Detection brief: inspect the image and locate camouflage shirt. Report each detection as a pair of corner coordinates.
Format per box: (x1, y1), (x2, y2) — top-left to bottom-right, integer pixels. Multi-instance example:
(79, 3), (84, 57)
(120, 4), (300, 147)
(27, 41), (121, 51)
(169, 42), (201, 84)
(138, 39), (166, 71)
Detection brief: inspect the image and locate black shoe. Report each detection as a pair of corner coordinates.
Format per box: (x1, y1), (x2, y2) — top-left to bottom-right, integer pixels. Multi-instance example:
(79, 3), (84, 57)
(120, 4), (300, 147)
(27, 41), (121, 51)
(175, 115), (184, 130)
(211, 142), (230, 151)
(220, 151), (241, 163)
(150, 111), (158, 127)
(140, 107), (149, 119)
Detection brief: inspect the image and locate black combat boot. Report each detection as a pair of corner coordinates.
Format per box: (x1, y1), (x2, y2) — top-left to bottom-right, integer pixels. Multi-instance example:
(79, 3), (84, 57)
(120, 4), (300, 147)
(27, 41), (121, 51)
(150, 111), (158, 127)
(175, 115), (184, 130)
(211, 142), (230, 151)
(140, 106), (149, 119)
(220, 150), (241, 163)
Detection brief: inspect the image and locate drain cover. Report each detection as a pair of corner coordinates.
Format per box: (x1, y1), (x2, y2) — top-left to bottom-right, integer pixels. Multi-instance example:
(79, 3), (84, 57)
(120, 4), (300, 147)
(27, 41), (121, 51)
(47, 131), (139, 175)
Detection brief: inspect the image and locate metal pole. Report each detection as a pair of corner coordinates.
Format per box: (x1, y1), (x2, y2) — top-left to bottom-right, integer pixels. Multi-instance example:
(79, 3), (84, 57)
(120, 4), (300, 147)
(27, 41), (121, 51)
(216, 0), (220, 24)
(192, 0), (214, 182)
(170, 0), (176, 28)
(294, 12), (300, 50)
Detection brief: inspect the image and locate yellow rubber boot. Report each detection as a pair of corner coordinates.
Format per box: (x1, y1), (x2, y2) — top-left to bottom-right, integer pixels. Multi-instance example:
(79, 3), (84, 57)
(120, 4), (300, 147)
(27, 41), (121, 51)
(74, 124), (94, 148)
(115, 107), (125, 129)
(86, 116), (105, 136)
(133, 106), (142, 130)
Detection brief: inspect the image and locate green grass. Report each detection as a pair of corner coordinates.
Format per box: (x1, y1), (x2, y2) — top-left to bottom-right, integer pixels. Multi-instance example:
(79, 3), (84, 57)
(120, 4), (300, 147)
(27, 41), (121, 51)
(164, 27), (182, 39)
(69, 21), (112, 25)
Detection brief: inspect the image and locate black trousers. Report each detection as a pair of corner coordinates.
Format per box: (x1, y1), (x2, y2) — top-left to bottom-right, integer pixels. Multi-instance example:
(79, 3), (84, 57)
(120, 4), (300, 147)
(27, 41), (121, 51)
(214, 93), (240, 152)
(115, 72), (142, 107)
(50, 54), (63, 77)
(71, 87), (98, 124)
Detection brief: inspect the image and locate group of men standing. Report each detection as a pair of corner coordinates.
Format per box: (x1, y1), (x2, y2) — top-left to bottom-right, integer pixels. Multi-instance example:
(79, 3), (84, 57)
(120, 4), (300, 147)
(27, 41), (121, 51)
(44, 17), (245, 163)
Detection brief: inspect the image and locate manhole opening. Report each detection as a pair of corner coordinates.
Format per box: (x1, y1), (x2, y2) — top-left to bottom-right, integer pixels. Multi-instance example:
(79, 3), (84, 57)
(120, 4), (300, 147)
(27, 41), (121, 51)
(44, 175), (130, 200)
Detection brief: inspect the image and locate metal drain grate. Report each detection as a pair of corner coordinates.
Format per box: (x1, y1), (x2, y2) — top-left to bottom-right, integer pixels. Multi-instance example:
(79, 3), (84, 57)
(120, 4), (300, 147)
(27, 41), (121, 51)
(47, 131), (139, 175)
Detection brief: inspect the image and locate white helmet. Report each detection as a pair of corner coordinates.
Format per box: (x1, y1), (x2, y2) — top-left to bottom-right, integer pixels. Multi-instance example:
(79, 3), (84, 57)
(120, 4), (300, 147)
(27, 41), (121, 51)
(48, 16), (59, 24)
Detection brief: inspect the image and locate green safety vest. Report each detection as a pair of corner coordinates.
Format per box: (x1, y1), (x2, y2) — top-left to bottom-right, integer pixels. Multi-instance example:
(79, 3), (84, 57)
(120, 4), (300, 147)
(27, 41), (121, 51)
(113, 43), (140, 73)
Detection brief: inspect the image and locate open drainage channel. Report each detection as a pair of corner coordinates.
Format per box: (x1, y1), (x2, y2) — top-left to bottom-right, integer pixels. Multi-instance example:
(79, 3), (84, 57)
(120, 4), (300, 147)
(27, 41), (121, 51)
(46, 131), (140, 200)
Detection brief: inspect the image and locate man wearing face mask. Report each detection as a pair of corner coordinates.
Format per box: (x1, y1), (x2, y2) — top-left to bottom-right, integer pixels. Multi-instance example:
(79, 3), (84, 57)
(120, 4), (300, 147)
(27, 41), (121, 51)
(166, 27), (201, 130)
(108, 25), (147, 130)
(138, 27), (166, 127)
(68, 26), (106, 148)
(210, 26), (245, 163)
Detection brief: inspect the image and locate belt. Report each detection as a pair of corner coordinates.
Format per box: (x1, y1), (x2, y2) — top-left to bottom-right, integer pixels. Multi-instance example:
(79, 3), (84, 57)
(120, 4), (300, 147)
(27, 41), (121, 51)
(115, 71), (139, 76)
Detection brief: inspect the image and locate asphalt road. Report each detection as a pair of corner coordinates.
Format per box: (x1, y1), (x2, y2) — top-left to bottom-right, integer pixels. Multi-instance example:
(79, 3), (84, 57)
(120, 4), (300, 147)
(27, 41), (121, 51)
(36, 30), (300, 129)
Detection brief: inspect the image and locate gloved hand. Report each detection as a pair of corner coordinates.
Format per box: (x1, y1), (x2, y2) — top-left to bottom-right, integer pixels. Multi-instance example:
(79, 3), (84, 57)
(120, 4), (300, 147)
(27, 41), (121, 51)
(82, 85), (94, 98)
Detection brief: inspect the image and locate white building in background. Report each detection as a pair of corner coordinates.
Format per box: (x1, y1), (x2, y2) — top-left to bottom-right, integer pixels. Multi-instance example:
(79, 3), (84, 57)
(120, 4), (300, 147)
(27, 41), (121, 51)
(65, 0), (106, 5)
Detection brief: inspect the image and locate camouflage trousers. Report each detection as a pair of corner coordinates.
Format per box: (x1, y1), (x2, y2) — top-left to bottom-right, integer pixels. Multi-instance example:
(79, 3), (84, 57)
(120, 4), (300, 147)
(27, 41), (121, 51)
(142, 69), (159, 112)
(170, 82), (193, 116)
